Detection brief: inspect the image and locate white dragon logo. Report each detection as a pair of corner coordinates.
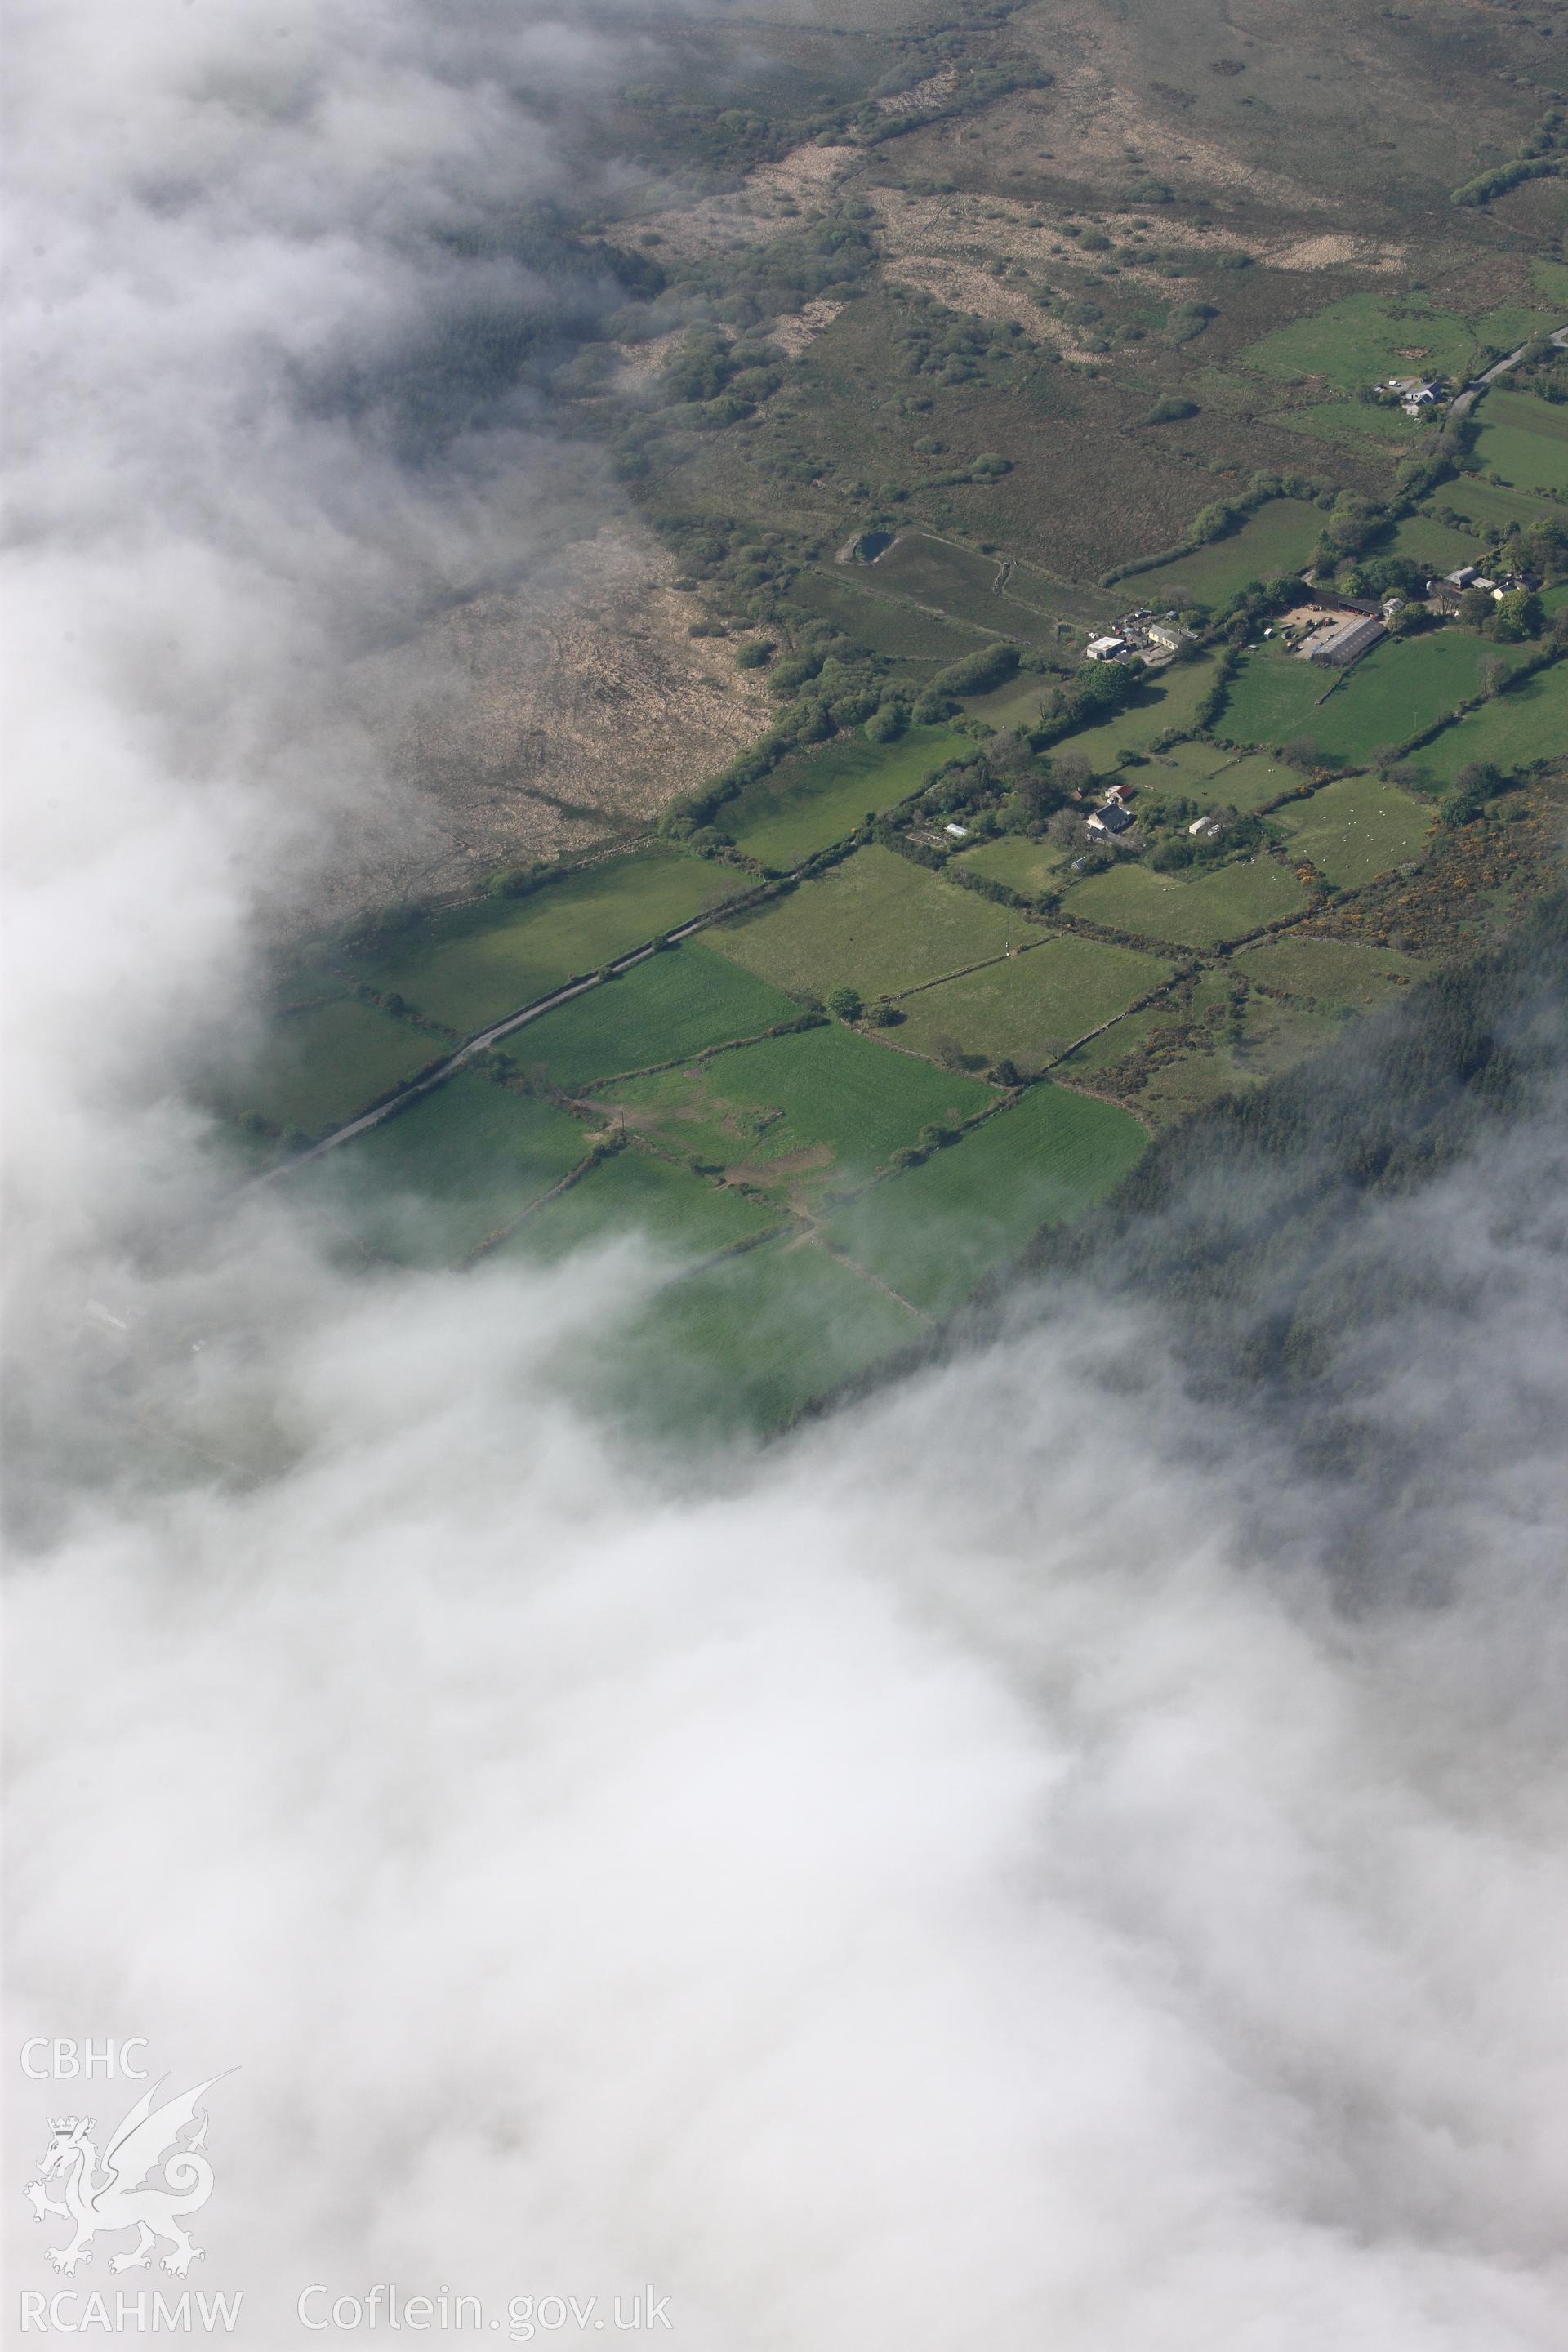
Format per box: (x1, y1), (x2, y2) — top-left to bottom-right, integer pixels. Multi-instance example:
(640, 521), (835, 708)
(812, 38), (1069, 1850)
(24, 2074), (232, 2277)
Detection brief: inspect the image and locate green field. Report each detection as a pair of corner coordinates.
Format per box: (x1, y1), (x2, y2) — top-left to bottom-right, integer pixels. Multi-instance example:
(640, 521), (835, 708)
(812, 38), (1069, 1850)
(724, 724), (968, 870)
(1400, 659), (1568, 785)
(892, 936), (1171, 1071)
(1214, 650), (1338, 747)
(1219, 633), (1526, 762)
(1141, 751), (1298, 816)
(494, 1143), (779, 1270)
(793, 571), (988, 662)
(1477, 387), (1568, 446)
(1233, 933), (1429, 1008)
(213, 995), (441, 1138)
(1066, 856), (1309, 947)
(709, 844), (1036, 1000)
(958, 671), (1056, 731)
(1045, 653), (1223, 773)
(605, 1019), (993, 1200)
(1270, 400), (1432, 450)
(1471, 420), (1568, 499)
(863, 532), (1061, 645)
(1435, 476), (1564, 532)
(345, 851), (738, 1035)
(1120, 501), (1325, 611)
(1273, 772), (1433, 888)
(298, 1073), (589, 1264)
(1208, 754), (1302, 813)
(1388, 512), (1490, 573)
(575, 1235), (923, 1437)
(827, 1082), (1147, 1316)
(1241, 294), (1547, 393)
(516, 943), (795, 1089)
(1145, 738), (1239, 785)
(958, 834), (1075, 898)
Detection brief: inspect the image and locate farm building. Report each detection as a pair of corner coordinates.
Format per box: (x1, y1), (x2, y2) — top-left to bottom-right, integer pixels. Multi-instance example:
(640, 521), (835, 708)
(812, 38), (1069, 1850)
(1087, 802), (1135, 836)
(1085, 636), (1127, 662)
(1188, 814), (1226, 840)
(1307, 612), (1386, 667)
(1147, 621), (1196, 653)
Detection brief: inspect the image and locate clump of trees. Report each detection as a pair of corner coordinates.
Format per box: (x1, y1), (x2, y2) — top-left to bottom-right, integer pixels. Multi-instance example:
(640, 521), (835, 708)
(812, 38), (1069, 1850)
(912, 642), (1020, 720)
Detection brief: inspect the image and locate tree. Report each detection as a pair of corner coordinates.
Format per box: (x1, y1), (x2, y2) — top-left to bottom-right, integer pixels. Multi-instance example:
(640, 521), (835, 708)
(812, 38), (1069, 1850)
(733, 639), (774, 668)
(826, 987), (863, 1022)
(1478, 656), (1509, 699)
(1013, 768), (1064, 827)
(1492, 588), (1543, 643)
(1441, 762), (1503, 826)
(1457, 586), (1495, 628)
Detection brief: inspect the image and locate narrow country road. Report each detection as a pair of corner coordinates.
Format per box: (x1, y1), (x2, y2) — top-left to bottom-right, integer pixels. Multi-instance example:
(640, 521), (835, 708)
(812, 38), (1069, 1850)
(1447, 321), (1568, 419)
(256, 904), (739, 1182)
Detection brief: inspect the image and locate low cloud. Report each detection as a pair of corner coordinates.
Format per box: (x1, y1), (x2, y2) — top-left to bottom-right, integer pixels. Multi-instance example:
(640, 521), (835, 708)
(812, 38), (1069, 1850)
(6, 6), (1568, 2348)
(9, 1124), (1568, 2343)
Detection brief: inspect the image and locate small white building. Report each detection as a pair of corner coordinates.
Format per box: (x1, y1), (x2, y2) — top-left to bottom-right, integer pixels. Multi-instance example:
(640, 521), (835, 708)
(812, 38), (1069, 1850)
(1188, 814), (1226, 839)
(944, 822), (970, 840)
(1085, 635), (1127, 662)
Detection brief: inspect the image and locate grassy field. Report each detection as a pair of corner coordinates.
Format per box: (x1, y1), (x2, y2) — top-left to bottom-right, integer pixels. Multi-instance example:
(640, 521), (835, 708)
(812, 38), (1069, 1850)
(1066, 856), (1309, 947)
(827, 1082), (1147, 1316)
(1401, 659), (1568, 785)
(1471, 419), (1568, 499)
(724, 724), (967, 870)
(1042, 653), (1222, 773)
(213, 995), (440, 1138)
(1388, 512), (1490, 572)
(1233, 933), (1429, 1008)
(1132, 751), (1298, 816)
(606, 1019), (993, 1201)
(1204, 753), (1303, 813)
(958, 834), (1076, 898)
(1004, 558), (1122, 631)
(959, 671), (1058, 730)
(792, 571), (989, 662)
(298, 1073), (589, 1265)
(1215, 650), (1339, 747)
(515, 943), (795, 1089)
(1145, 738), (1241, 784)
(892, 936), (1172, 1072)
(1220, 633), (1525, 761)
(576, 1235), (922, 1437)
(1435, 476), (1565, 532)
(345, 851), (738, 1036)
(708, 844), (1036, 1001)
(1267, 400), (1432, 452)
(863, 532), (1062, 646)
(1241, 294), (1548, 393)
(1273, 772), (1434, 888)
(1121, 501), (1326, 609)
(493, 1143), (778, 1271)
